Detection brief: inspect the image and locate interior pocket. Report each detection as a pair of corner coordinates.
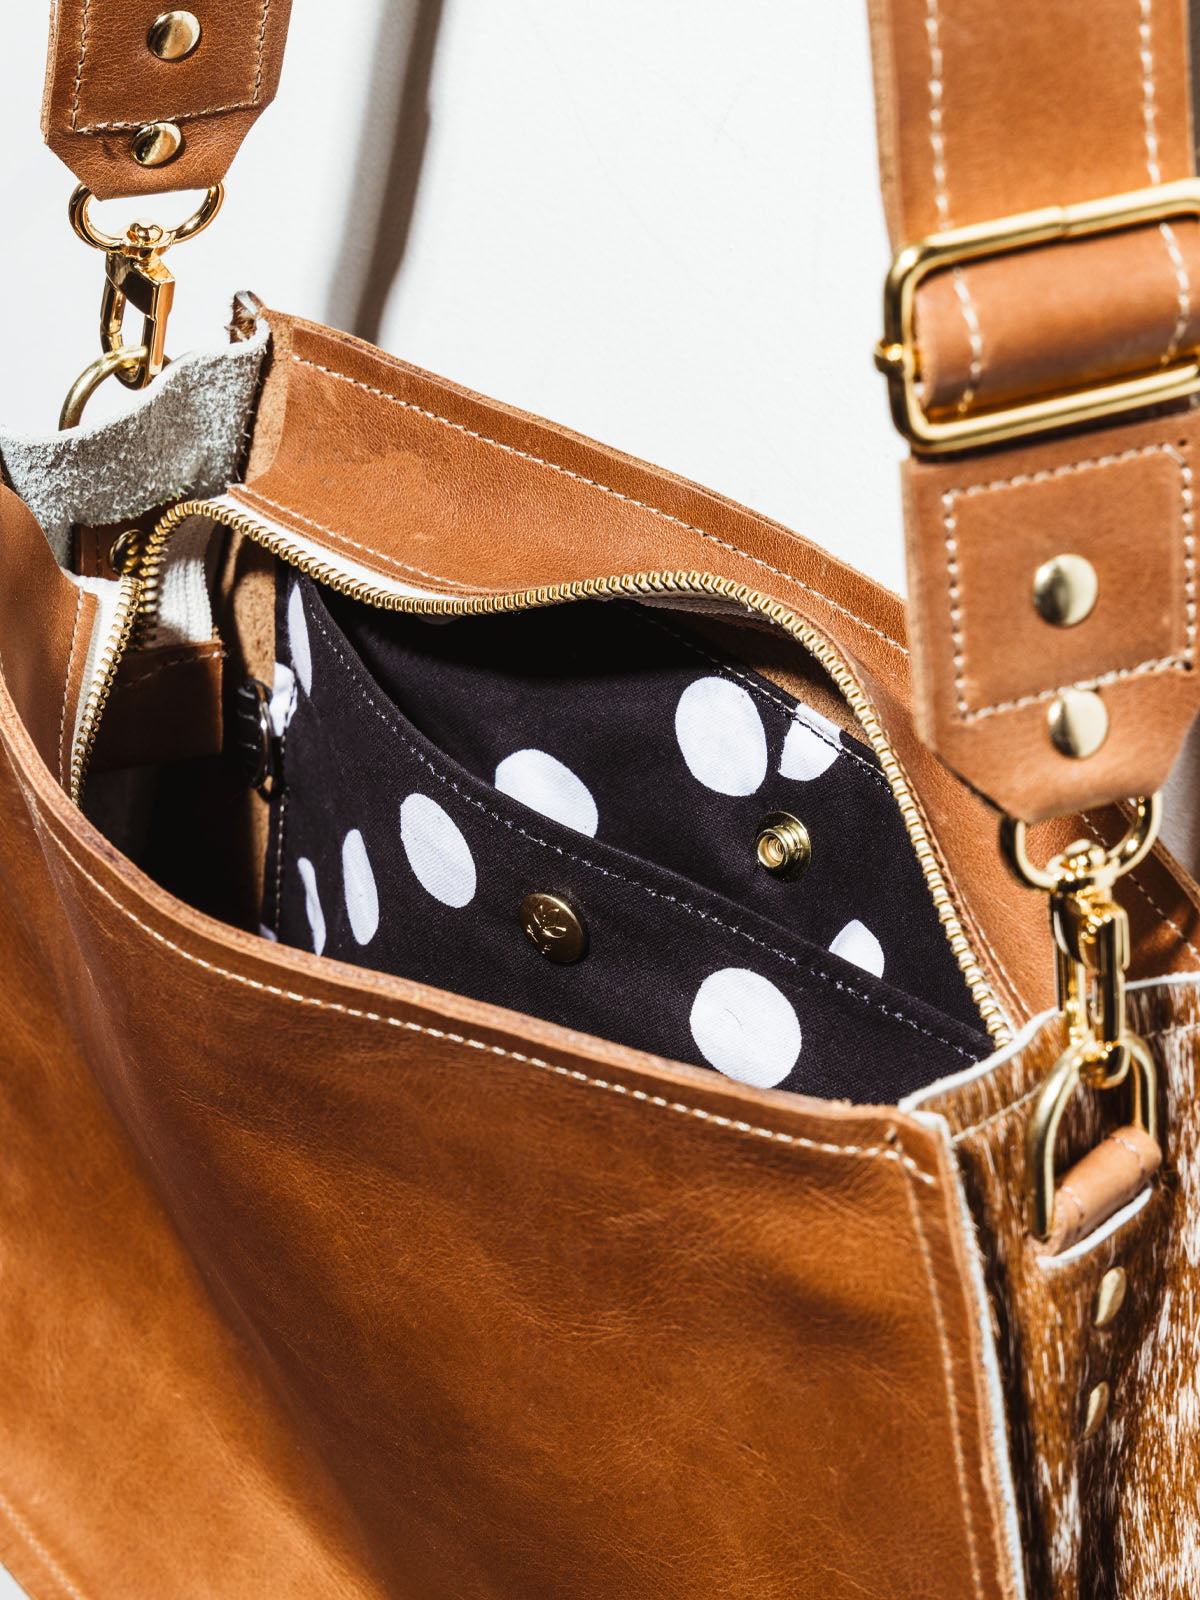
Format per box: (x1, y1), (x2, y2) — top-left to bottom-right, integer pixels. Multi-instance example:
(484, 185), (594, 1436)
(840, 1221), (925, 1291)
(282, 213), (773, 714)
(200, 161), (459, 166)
(262, 573), (991, 1100)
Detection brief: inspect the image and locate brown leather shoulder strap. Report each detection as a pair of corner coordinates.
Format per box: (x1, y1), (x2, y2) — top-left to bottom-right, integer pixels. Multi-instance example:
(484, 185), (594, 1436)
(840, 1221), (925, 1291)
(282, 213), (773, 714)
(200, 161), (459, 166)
(43, 0), (293, 200)
(869, 0), (1200, 820)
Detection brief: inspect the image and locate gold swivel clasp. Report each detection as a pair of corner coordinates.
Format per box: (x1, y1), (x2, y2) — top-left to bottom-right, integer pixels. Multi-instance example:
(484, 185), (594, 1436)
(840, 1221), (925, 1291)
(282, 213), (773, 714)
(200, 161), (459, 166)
(59, 183), (224, 430)
(1001, 796), (1162, 1241)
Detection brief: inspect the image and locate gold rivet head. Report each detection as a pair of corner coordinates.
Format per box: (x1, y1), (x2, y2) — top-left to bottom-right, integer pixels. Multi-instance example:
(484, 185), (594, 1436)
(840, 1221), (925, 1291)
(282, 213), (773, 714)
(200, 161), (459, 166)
(1082, 1380), (1111, 1439)
(755, 812), (812, 880)
(1094, 1266), (1128, 1328)
(1033, 553), (1099, 628)
(1048, 688), (1108, 759)
(520, 893), (588, 964)
(131, 122), (184, 167)
(148, 10), (202, 60)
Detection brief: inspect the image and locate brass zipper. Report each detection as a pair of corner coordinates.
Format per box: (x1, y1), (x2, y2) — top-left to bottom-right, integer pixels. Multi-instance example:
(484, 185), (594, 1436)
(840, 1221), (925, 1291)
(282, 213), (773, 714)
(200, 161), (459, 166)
(69, 572), (141, 806)
(80, 496), (1013, 1044)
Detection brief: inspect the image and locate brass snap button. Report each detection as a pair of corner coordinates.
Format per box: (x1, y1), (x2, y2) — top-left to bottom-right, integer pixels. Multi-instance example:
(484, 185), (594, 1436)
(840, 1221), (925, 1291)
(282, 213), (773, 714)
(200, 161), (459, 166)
(755, 812), (811, 880)
(1048, 687), (1108, 759)
(148, 11), (203, 60)
(520, 892), (588, 964)
(131, 122), (184, 167)
(1033, 553), (1098, 627)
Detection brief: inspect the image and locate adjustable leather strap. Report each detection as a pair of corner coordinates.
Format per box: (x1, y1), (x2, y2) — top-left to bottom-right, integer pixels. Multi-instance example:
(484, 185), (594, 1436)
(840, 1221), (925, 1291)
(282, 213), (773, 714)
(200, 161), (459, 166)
(869, 0), (1200, 820)
(43, 1), (293, 199)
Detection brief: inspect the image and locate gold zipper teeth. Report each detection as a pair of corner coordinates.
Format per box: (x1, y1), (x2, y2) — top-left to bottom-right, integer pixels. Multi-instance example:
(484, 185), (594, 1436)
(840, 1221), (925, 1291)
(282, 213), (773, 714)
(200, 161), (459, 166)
(104, 496), (1012, 1044)
(69, 572), (141, 806)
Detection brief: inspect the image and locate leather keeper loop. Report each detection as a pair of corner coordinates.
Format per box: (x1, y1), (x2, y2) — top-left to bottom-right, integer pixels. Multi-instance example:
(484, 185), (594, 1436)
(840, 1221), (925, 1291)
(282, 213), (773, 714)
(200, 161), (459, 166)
(43, 0), (294, 199)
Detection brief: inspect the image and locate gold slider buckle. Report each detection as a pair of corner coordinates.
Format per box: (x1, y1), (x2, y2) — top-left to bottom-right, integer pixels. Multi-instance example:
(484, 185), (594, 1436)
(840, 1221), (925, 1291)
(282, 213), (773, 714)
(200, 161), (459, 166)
(1001, 797), (1162, 1241)
(876, 178), (1200, 453)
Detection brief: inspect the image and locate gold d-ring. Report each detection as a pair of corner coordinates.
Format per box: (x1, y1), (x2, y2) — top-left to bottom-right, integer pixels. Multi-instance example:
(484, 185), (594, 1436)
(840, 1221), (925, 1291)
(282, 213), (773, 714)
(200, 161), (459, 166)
(67, 182), (224, 253)
(59, 344), (149, 430)
(1000, 794), (1162, 894)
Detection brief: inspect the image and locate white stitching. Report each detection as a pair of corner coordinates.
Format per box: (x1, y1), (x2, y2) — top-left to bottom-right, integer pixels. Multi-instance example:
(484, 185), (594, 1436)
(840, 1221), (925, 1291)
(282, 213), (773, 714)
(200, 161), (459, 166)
(58, 589), (85, 789)
(951, 268), (984, 414)
(629, 607), (893, 794)
(901, 1162), (987, 1600)
(1139, 0), (1192, 366)
(73, 0), (271, 132)
(925, 0), (984, 412)
(71, 0), (92, 131)
(299, 596), (978, 1060)
(237, 485), (481, 591)
(0, 1484), (90, 1600)
(942, 443), (1195, 720)
(283, 356), (910, 656)
(25, 797), (937, 1187)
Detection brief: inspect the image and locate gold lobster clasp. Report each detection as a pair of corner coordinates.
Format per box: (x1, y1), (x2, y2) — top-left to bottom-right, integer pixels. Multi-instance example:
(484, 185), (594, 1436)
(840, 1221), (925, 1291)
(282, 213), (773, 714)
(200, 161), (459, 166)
(59, 183), (224, 429)
(1001, 796), (1162, 1240)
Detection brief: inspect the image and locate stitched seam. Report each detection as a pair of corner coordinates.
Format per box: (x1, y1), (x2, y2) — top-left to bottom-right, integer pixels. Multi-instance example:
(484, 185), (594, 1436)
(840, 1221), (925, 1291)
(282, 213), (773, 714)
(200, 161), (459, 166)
(0, 1483), (90, 1600)
(70, 0), (92, 131)
(925, 0), (984, 411)
(23, 795), (937, 1187)
(628, 607), (892, 794)
(254, 0), (271, 102)
(118, 645), (223, 693)
(901, 1163), (987, 1600)
(272, 709), (291, 938)
(942, 444), (1195, 720)
(73, 0), (271, 133)
(1139, 0), (1192, 365)
(285, 356), (910, 655)
(1109, 1130), (1149, 1177)
(235, 486), (480, 591)
(58, 590), (85, 789)
(296, 597), (976, 1060)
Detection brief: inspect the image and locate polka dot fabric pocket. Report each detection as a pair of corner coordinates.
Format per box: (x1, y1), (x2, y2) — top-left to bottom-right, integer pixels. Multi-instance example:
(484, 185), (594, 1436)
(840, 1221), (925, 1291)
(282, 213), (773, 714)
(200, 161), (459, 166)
(263, 574), (991, 1102)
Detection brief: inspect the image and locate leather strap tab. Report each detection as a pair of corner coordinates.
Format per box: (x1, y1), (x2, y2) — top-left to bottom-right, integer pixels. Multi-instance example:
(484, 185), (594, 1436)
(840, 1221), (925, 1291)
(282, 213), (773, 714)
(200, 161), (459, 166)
(43, 0), (293, 200)
(869, 0), (1200, 820)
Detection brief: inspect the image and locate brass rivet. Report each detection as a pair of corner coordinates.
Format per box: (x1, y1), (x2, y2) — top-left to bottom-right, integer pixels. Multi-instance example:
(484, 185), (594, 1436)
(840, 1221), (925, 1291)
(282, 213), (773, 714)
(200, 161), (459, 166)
(1033, 554), (1099, 628)
(148, 10), (202, 60)
(520, 893), (587, 964)
(108, 529), (143, 575)
(755, 812), (812, 880)
(1094, 1266), (1128, 1329)
(1048, 688), (1108, 759)
(1082, 1380), (1111, 1439)
(131, 122), (184, 167)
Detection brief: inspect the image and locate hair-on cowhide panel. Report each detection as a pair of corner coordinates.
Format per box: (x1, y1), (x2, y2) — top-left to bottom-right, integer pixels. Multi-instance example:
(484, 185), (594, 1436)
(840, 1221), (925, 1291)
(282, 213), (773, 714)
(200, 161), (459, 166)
(915, 977), (1200, 1599)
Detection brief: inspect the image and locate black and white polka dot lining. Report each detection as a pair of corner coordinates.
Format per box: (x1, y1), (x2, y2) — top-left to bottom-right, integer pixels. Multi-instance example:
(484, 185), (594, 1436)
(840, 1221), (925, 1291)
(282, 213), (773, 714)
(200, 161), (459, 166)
(262, 575), (991, 1103)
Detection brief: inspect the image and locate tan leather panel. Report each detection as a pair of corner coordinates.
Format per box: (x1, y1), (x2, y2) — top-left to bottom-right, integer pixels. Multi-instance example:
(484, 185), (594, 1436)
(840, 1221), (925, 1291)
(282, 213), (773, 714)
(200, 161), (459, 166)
(905, 408), (1200, 820)
(43, 0), (293, 199)
(0, 486), (98, 791)
(868, 0), (1193, 244)
(0, 665), (1022, 1598)
(868, 0), (1200, 817)
(1044, 1125), (1163, 1257)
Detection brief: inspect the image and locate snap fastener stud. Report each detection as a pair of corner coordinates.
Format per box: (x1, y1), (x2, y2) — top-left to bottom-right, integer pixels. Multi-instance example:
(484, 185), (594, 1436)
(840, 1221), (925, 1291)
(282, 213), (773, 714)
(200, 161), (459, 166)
(1048, 688), (1108, 759)
(148, 11), (202, 60)
(755, 812), (811, 880)
(131, 122), (184, 167)
(520, 893), (588, 964)
(1093, 1266), (1127, 1329)
(108, 529), (143, 575)
(1033, 554), (1098, 627)
(1082, 1380), (1111, 1439)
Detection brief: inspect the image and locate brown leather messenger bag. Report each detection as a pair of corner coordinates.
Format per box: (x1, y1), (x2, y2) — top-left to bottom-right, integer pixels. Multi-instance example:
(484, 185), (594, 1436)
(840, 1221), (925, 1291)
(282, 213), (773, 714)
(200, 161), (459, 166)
(3, 2), (1200, 1595)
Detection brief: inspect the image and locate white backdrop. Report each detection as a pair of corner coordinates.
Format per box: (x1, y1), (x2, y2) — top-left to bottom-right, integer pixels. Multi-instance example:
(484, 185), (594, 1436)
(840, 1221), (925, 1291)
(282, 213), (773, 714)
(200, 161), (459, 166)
(1, 0), (906, 588)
